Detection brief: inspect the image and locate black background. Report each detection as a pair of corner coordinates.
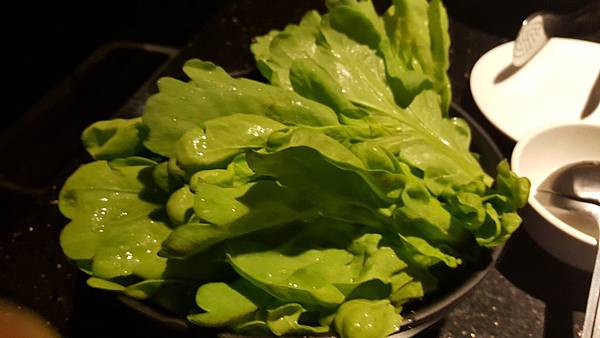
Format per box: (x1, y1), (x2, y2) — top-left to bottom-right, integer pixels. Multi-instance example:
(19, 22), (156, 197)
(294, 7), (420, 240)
(4, 0), (224, 130)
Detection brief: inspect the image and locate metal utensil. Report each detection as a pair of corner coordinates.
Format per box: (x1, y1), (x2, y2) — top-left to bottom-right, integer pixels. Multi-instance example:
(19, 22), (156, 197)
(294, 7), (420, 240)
(512, 1), (600, 67)
(538, 161), (600, 206)
(536, 161), (600, 338)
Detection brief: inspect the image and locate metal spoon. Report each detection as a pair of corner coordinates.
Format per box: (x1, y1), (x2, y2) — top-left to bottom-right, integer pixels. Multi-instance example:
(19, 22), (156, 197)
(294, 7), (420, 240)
(536, 161), (600, 338)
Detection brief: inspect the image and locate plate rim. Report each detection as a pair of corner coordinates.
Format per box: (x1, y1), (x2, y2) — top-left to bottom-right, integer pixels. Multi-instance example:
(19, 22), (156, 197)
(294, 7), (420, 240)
(470, 37), (600, 141)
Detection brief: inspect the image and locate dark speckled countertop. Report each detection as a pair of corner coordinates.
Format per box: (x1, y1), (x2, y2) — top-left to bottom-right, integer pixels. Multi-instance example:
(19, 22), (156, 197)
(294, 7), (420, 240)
(1, 1), (599, 337)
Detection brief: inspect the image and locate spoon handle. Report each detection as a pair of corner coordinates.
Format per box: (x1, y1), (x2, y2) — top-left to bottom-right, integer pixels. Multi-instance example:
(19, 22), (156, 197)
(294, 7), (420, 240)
(582, 238), (600, 338)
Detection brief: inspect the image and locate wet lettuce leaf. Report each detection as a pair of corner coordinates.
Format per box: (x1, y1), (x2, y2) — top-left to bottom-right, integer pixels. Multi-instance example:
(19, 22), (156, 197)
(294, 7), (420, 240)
(188, 280), (270, 327)
(252, 7), (488, 196)
(161, 179), (316, 258)
(81, 118), (148, 160)
(334, 299), (401, 338)
(143, 60), (339, 157)
(59, 157), (170, 280)
(59, 157), (231, 283)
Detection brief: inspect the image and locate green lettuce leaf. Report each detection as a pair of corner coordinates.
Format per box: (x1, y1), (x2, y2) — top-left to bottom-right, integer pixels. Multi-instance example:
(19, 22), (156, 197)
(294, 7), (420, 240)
(160, 179), (316, 258)
(188, 280), (272, 327)
(174, 114), (285, 172)
(143, 60), (339, 157)
(334, 299), (401, 338)
(87, 277), (196, 315)
(81, 118), (148, 160)
(59, 158), (170, 279)
(250, 8), (488, 194)
(264, 303), (330, 335)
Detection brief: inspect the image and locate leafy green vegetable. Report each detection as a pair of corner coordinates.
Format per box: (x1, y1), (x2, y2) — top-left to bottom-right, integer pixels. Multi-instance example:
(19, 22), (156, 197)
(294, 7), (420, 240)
(188, 280), (267, 327)
(88, 277), (196, 314)
(252, 3), (489, 197)
(59, 157), (170, 280)
(174, 114), (286, 172)
(143, 60), (339, 157)
(265, 303), (330, 335)
(81, 118), (148, 160)
(334, 299), (401, 338)
(58, 1), (530, 338)
(161, 179), (315, 258)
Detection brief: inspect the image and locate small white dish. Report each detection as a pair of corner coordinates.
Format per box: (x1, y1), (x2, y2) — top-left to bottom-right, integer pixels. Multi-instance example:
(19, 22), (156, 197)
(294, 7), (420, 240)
(471, 38), (600, 141)
(512, 123), (600, 271)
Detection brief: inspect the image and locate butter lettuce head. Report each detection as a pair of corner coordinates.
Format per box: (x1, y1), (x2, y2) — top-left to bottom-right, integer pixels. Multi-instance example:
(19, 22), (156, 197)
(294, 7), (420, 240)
(58, 1), (529, 338)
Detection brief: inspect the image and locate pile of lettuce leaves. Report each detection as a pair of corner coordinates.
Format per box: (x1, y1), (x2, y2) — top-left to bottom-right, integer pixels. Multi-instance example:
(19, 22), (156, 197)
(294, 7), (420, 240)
(58, 1), (530, 338)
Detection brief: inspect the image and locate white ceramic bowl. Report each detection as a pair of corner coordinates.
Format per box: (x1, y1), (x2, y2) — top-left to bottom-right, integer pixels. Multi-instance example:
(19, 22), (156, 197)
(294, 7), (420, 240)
(512, 123), (600, 271)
